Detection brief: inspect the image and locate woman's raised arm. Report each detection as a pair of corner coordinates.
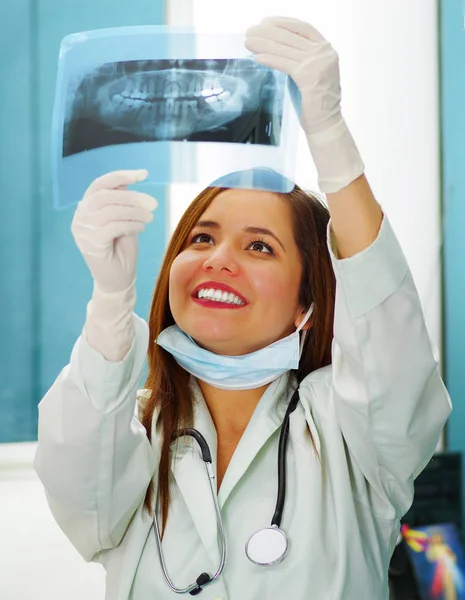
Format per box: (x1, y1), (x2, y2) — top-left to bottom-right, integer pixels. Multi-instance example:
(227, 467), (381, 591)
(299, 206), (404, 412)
(326, 174), (383, 259)
(245, 16), (383, 257)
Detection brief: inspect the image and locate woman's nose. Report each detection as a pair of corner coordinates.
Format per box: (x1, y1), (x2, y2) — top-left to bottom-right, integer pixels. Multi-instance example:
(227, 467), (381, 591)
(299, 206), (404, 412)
(202, 244), (239, 274)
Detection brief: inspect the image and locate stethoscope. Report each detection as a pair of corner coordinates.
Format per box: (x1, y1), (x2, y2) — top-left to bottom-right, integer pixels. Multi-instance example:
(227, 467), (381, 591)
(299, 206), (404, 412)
(152, 387), (300, 595)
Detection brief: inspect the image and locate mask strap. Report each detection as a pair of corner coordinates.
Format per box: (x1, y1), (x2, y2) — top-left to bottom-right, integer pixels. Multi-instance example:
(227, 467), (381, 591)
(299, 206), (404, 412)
(297, 304), (314, 357)
(296, 304), (314, 334)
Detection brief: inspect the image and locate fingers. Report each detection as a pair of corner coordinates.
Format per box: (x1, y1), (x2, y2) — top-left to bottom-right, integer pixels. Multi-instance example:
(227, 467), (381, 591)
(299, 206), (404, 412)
(85, 222), (147, 255)
(84, 203), (154, 228)
(259, 16), (327, 43)
(84, 169), (149, 198)
(86, 188), (158, 212)
(72, 216), (148, 254)
(72, 188), (157, 245)
(246, 23), (311, 55)
(246, 18), (334, 80)
(246, 35), (306, 64)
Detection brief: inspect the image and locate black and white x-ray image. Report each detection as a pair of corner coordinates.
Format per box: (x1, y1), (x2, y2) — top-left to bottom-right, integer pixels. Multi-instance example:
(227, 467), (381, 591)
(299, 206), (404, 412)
(52, 26), (301, 210)
(63, 58), (284, 157)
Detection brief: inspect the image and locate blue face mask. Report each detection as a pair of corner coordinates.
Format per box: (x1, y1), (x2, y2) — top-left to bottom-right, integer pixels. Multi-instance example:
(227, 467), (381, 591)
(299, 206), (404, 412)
(156, 305), (314, 391)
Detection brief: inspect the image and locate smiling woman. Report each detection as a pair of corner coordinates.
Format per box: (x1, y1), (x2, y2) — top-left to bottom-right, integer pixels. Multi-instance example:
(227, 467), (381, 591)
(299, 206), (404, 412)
(147, 179), (334, 512)
(34, 15), (451, 600)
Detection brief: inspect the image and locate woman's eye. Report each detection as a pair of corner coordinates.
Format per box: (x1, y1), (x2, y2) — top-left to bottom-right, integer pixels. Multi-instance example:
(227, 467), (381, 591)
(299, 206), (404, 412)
(249, 240), (274, 255)
(191, 233), (213, 244)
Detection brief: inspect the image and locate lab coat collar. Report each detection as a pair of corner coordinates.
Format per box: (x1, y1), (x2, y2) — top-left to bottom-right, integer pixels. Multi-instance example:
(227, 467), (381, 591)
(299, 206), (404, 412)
(217, 372), (295, 507)
(170, 373), (296, 567)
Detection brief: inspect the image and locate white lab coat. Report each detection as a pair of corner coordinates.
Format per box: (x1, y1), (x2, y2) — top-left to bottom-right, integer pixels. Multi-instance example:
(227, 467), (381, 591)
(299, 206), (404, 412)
(35, 216), (451, 600)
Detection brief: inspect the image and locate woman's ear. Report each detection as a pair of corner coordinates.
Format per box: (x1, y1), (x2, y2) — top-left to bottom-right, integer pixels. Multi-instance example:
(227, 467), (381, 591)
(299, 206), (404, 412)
(294, 306), (313, 331)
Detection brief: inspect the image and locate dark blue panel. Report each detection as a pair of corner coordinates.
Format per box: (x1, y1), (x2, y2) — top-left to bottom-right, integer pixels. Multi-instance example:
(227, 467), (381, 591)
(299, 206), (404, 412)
(0, 2), (36, 441)
(441, 0), (465, 517)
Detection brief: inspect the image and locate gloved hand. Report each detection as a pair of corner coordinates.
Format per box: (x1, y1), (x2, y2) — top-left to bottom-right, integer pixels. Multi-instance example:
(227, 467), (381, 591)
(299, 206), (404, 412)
(71, 170), (158, 361)
(245, 16), (365, 193)
(72, 169), (156, 294)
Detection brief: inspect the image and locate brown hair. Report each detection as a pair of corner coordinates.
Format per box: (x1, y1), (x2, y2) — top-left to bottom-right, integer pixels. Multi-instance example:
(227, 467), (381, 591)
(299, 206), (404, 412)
(140, 183), (336, 533)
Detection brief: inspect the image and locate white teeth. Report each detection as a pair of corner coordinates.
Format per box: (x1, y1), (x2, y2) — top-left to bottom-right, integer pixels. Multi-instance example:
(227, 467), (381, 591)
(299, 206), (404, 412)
(196, 288), (244, 305)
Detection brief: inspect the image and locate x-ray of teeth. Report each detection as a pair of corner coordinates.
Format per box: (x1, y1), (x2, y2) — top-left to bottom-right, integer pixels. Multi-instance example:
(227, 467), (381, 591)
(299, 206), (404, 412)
(52, 26), (301, 210)
(63, 58), (284, 156)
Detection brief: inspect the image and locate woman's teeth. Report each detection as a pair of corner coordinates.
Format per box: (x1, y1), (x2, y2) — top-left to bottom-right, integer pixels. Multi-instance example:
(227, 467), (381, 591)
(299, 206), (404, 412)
(197, 288), (244, 305)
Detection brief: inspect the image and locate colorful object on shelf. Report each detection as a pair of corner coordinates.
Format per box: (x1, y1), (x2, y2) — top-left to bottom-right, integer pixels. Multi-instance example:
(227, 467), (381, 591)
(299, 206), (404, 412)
(402, 523), (465, 599)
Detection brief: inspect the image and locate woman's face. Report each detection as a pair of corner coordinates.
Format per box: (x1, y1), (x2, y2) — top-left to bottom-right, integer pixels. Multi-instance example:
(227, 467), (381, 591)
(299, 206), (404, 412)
(169, 188), (308, 356)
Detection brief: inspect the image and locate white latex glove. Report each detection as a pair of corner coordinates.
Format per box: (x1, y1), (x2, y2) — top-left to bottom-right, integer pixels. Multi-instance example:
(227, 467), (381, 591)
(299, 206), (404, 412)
(72, 169), (156, 294)
(71, 169), (158, 361)
(245, 16), (365, 193)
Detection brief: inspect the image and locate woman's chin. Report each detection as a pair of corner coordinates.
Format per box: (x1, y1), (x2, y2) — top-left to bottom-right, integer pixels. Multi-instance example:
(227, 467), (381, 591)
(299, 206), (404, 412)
(185, 329), (248, 356)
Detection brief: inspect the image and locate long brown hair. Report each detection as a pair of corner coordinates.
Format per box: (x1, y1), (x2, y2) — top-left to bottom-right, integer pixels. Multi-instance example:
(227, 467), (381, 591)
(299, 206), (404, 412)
(141, 183), (336, 532)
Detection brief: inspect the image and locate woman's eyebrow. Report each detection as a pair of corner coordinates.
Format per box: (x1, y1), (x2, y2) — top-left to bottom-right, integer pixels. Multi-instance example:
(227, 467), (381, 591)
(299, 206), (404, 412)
(194, 220), (286, 252)
(245, 226), (286, 252)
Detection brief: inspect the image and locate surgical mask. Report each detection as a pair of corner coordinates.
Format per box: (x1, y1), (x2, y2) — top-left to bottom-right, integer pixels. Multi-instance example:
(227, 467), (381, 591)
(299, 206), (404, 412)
(156, 305), (314, 391)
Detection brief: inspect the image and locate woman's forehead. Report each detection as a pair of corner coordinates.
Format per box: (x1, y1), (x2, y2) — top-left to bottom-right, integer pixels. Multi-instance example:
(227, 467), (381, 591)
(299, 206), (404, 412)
(201, 188), (291, 224)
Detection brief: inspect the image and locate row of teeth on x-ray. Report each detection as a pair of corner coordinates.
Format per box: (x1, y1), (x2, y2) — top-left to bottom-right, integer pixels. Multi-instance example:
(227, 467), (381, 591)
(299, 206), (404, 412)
(89, 65), (261, 138)
(119, 77), (230, 101)
(107, 75), (237, 121)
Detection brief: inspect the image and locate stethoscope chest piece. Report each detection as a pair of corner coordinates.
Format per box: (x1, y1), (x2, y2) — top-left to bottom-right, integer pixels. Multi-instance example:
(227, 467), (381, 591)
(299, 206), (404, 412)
(245, 525), (288, 566)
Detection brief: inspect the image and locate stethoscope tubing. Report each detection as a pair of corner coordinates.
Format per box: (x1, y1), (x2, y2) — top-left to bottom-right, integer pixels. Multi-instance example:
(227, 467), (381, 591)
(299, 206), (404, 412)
(272, 387), (299, 527)
(153, 389), (300, 594)
(153, 432), (227, 595)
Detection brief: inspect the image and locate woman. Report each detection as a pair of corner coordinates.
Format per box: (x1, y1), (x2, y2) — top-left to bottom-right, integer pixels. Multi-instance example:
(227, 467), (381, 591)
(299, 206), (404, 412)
(35, 17), (451, 600)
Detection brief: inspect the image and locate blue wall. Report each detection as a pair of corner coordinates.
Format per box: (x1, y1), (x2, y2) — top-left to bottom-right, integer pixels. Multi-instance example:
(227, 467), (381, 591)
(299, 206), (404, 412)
(441, 0), (465, 512)
(0, 1), (166, 442)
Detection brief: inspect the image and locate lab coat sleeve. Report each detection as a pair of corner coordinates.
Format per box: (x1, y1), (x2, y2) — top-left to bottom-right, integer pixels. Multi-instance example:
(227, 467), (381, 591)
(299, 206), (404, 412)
(34, 313), (157, 562)
(327, 215), (451, 518)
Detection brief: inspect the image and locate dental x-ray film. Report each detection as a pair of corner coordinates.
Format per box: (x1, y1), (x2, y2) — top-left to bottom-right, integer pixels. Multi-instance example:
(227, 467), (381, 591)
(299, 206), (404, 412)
(52, 26), (301, 210)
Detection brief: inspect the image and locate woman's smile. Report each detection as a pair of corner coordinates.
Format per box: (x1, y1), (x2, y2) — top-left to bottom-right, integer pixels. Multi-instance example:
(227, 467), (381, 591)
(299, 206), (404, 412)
(192, 295), (246, 309)
(191, 280), (249, 309)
